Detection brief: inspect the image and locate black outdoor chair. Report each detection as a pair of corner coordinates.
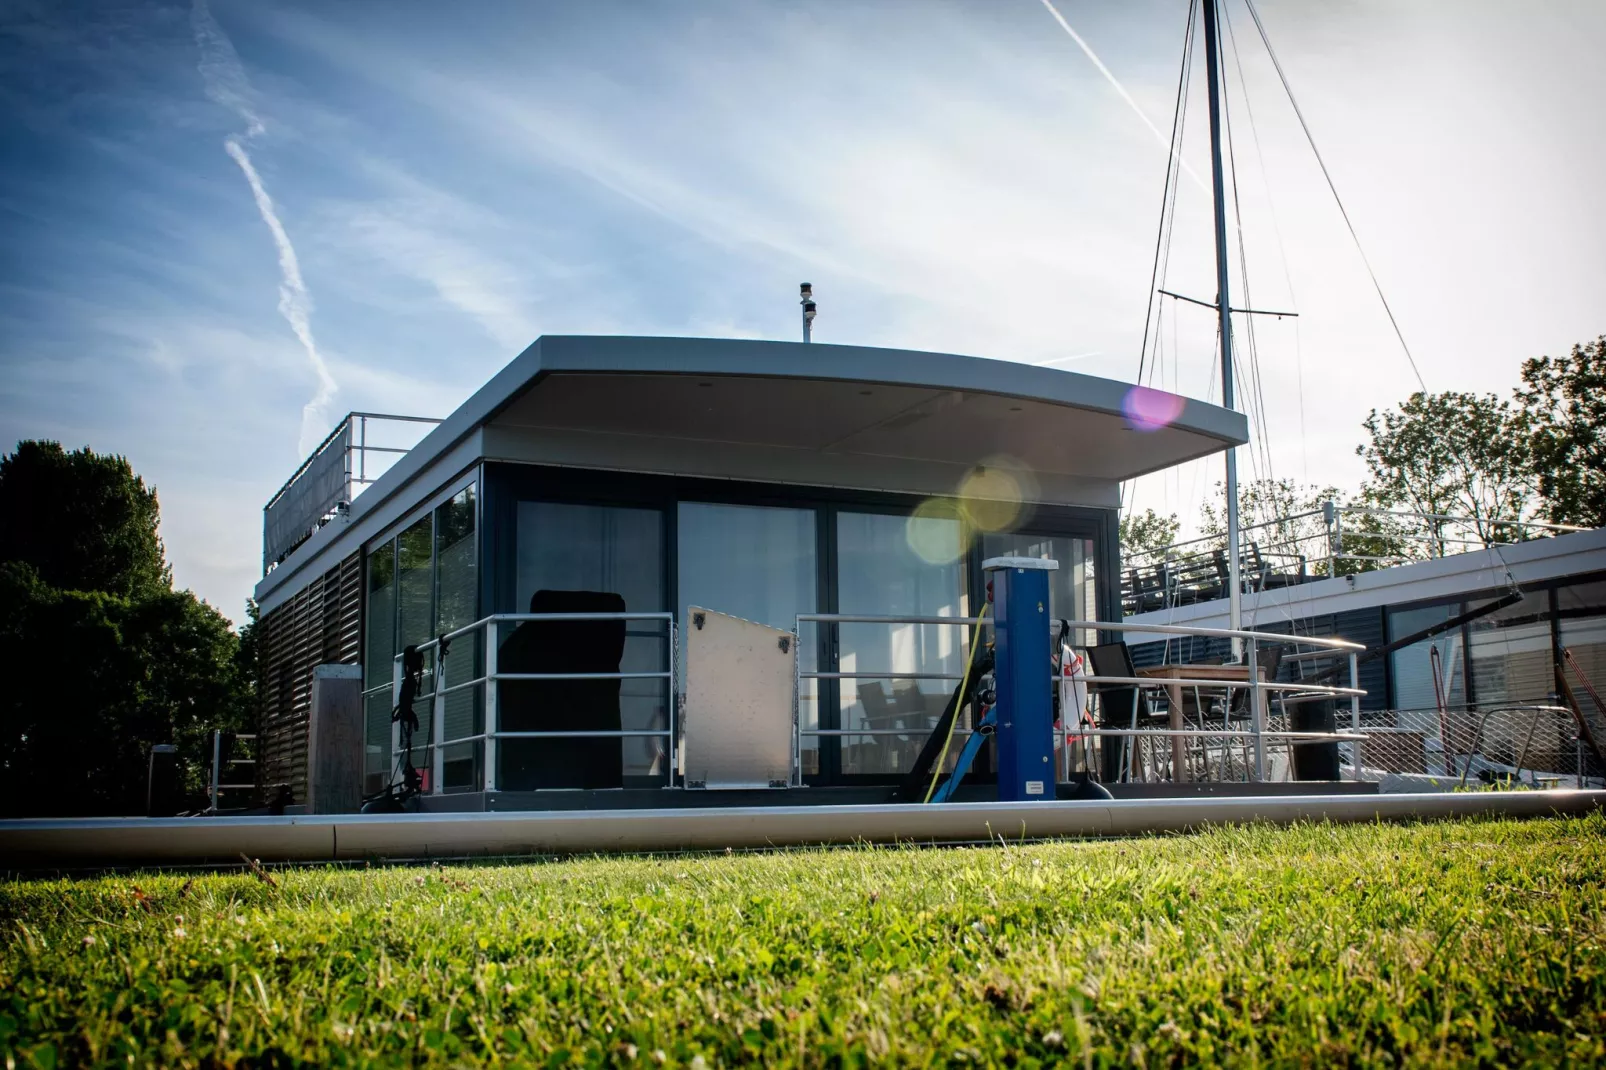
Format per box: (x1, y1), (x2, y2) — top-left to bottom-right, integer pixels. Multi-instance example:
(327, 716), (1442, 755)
(497, 589), (628, 791)
(1086, 642), (1165, 782)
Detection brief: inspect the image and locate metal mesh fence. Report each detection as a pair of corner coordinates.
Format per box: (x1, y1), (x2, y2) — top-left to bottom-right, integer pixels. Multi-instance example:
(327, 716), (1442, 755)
(1347, 705), (1605, 789)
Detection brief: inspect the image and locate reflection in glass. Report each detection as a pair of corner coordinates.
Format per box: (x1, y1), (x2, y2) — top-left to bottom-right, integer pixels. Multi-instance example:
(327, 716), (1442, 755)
(363, 541), (396, 793)
(435, 486), (481, 790)
(678, 502), (817, 775)
(505, 502), (668, 787)
(1469, 593), (1553, 708)
(1389, 602), (1467, 716)
(981, 533), (1097, 646)
(836, 511), (969, 776)
(1558, 581), (1606, 778)
(395, 514), (436, 774)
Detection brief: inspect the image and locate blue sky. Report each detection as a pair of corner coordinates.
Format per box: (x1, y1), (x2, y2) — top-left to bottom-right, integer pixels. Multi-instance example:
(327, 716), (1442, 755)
(2, 0), (1603, 623)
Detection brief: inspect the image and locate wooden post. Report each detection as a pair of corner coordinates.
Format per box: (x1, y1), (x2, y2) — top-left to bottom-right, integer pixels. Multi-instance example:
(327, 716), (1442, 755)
(307, 664), (364, 814)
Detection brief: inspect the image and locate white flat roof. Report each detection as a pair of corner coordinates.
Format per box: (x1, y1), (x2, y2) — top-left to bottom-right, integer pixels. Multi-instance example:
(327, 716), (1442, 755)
(257, 335), (1248, 611)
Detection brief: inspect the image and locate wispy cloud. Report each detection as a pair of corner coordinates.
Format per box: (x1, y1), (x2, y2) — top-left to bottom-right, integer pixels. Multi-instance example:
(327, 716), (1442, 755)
(1036, 0), (1207, 193)
(329, 162), (544, 353)
(191, 0), (336, 455)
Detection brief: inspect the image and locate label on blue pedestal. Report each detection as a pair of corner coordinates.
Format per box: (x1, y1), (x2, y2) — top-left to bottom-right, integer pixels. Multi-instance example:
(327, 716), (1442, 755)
(1025, 780), (1045, 796)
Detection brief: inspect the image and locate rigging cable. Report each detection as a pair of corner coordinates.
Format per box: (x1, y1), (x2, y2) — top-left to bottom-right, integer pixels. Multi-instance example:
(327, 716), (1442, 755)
(1220, 0), (1309, 485)
(1220, 1), (1277, 498)
(1241, 0), (1427, 393)
(1136, 0), (1200, 388)
(1216, 14), (1277, 540)
(1125, 0), (1198, 517)
(1247, 0), (1528, 604)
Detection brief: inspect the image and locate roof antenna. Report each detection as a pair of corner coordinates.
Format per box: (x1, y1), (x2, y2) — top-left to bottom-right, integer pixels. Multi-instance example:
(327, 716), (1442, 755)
(800, 282), (817, 343)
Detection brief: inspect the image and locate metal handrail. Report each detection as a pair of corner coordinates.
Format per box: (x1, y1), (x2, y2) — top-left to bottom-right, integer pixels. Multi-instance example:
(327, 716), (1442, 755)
(391, 612), (678, 794)
(798, 613), (988, 626)
(207, 731), (258, 813)
(793, 611), (1367, 786)
(799, 611), (1360, 651)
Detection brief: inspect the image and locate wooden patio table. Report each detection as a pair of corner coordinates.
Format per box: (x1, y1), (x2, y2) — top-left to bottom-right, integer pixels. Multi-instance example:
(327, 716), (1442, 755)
(1135, 663), (1266, 782)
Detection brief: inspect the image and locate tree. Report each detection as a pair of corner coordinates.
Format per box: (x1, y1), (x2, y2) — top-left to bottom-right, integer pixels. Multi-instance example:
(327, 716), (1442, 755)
(0, 441), (251, 816)
(1197, 478), (1412, 576)
(0, 566), (252, 816)
(1356, 391), (1537, 552)
(1517, 336), (1606, 528)
(1119, 508), (1179, 563)
(0, 441), (170, 598)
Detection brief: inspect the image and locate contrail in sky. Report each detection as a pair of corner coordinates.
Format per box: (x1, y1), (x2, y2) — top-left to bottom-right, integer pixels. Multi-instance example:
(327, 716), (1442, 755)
(191, 0), (337, 457)
(1036, 0), (1207, 192)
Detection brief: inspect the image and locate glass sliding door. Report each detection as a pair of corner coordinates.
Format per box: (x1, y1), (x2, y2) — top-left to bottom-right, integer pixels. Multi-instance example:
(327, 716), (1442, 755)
(362, 543), (396, 795)
(677, 502), (818, 773)
(504, 501), (668, 788)
(434, 486), (480, 791)
(835, 510), (970, 776)
(394, 514), (436, 780)
(981, 532), (1098, 645)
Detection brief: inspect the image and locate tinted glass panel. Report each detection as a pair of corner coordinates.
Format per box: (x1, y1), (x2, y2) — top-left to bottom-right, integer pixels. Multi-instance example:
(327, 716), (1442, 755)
(678, 502), (818, 775)
(981, 533), (1097, 645)
(836, 511), (969, 776)
(506, 502), (668, 786)
(1388, 602), (1466, 716)
(1468, 592), (1553, 708)
(436, 486), (481, 790)
(395, 514), (436, 775)
(363, 541), (396, 791)
(1558, 582), (1606, 778)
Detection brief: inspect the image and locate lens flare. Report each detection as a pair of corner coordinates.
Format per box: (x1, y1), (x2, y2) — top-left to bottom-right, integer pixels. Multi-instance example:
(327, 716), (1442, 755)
(907, 498), (966, 564)
(1122, 385), (1186, 432)
(958, 466), (1023, 534)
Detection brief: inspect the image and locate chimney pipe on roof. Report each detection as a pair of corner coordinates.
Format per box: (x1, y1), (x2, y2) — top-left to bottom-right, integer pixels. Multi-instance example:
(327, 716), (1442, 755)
(800, 282), (816, 343)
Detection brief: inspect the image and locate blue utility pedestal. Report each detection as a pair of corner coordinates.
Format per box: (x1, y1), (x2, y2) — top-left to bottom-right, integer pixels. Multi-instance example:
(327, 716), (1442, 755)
(984, 556), (1058, 801)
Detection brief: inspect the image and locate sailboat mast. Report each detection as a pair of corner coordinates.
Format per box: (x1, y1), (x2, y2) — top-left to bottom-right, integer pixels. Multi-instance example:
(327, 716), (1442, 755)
(1201, 0), (1243, 649)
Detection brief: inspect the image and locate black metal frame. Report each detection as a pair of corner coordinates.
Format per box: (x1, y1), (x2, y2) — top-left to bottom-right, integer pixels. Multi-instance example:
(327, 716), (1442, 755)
(478, 461), (1118, 787)
(1383, 569), (1606, 712)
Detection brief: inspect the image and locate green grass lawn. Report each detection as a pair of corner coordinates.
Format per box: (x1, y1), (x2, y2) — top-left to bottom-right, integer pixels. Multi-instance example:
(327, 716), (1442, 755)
(3, 815), (1604, 1068)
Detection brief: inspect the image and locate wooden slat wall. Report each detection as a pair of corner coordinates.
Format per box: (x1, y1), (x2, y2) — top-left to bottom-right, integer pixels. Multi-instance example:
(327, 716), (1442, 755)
(257, 551), (363, 803)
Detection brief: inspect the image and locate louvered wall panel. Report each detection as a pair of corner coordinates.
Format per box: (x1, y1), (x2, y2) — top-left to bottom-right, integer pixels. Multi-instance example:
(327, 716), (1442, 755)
(256, 550), (364, 804)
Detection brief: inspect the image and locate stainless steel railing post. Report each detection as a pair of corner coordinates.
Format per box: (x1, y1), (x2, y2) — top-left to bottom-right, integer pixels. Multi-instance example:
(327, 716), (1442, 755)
(1348, 651), (1361, 770)
(484, 620), (498, 793)
(210, 730), (222, 812)
(1248, 633), (1265, 781)
(668, 619), (679, 788)
(432, 650), (446, 795)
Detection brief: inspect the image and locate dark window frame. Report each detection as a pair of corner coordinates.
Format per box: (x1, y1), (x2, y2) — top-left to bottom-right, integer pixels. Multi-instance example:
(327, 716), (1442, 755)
(481, 460), (1116, 787)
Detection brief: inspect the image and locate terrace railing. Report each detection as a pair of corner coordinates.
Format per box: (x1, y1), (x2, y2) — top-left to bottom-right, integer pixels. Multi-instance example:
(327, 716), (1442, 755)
(385, 612), (677, 794)
(206, 730), (257, 813)
(379, 611), (1375, 795)
(796, 614), (1366, 786)
(1121, 504), (1590, 616)
(1345, 703), (1606, 789)
(263, 412), (441, 573)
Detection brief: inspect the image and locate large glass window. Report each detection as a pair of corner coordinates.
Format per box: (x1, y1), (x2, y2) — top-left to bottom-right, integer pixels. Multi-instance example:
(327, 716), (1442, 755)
(981, 533), (1097, 645)
(503, 502), (668, 787)
(362, 543), (396, 794)
(678, 502), (818, 771)
(360, 481), (479, 796)
(394, 513), (437, 777)
(1388, 602), (1468, 716)
(435, 486), (480, 791)
(1557, 580), (1606, 773)
(1468, 592), (1554, 708)
(836, 510), (970, 776)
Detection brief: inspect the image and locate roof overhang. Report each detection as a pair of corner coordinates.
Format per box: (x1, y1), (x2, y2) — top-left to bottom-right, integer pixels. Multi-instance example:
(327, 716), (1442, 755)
(489, 336), (1245, 482)
(255, 336), (1247, 610)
